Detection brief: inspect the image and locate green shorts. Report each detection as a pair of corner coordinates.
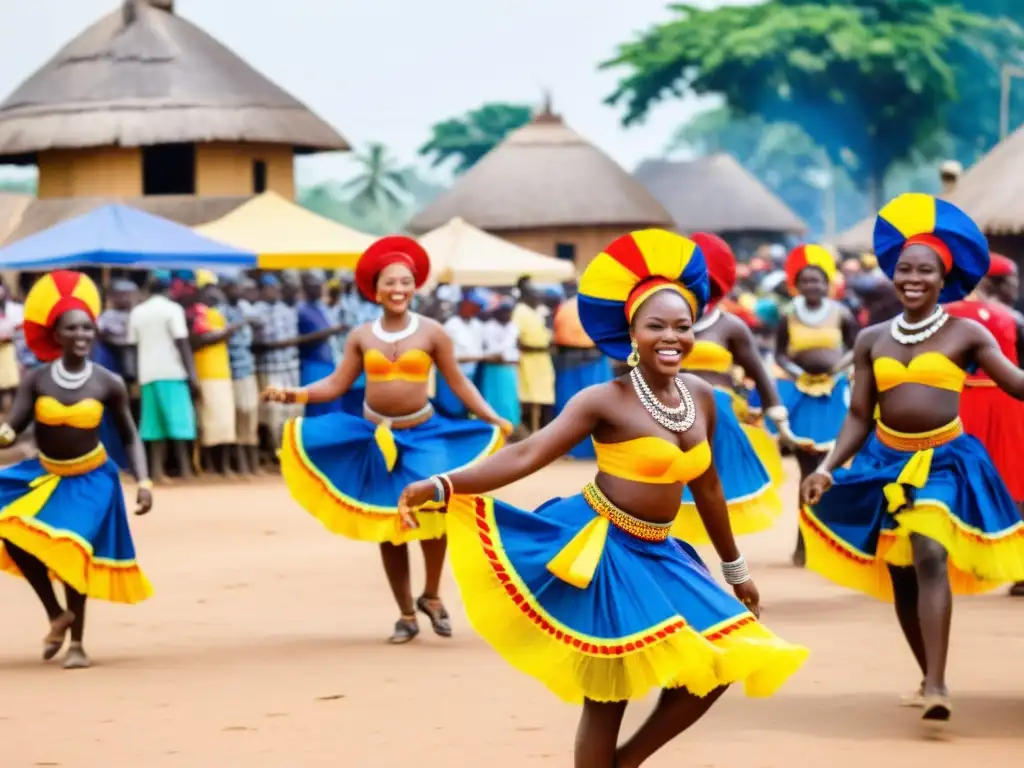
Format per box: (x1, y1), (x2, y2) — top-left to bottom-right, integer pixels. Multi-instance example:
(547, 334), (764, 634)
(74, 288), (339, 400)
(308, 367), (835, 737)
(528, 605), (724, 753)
(139, 380), (197, 442)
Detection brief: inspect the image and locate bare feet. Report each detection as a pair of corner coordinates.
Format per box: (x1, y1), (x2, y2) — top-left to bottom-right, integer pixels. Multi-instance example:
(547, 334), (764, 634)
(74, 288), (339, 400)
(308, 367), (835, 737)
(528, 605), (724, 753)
(43, 610), (75, 660)
(63, 643), (91, 670)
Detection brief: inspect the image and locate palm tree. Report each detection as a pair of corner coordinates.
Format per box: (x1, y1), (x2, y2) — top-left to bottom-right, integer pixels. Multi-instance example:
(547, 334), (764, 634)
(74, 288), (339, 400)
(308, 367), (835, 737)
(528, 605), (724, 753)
(342, 143), (411, 216)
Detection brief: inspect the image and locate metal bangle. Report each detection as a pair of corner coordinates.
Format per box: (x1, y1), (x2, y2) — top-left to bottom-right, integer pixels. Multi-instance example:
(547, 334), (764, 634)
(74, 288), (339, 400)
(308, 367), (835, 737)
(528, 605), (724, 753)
(437, 474), (454, 504)
(429, 476), (445, 504)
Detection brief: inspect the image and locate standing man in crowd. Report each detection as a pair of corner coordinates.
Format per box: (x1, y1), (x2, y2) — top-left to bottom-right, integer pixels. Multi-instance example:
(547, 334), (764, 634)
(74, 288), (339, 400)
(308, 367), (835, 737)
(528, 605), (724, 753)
(252, 275), (302, 455)
(296, 273), (347, 417)
(0, 276), (23, 413)
(128, 271), (199, 483)
(512, 276), (554, 433)
(220, 277), (263, 476)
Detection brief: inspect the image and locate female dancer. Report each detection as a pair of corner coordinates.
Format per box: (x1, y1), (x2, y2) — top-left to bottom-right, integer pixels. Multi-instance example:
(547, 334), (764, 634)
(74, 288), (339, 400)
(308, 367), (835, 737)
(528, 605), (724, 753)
(0, 271), (153, 669)
(263, 236), (511, 643)
(801, 194), (1024, 720)
(398, 230), (807, 768)
(774, 244), (858, 566)
(675, 232), (787, 543)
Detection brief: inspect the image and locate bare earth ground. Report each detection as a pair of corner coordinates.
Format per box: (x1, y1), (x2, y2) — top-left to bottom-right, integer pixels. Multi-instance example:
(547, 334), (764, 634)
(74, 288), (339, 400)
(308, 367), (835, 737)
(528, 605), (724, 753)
(1, 458), (1023, 767)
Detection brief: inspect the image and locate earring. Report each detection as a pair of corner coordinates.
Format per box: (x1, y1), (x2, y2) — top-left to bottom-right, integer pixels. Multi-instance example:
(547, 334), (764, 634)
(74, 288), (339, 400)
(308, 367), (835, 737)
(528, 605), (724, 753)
(627, 339), (640, 368)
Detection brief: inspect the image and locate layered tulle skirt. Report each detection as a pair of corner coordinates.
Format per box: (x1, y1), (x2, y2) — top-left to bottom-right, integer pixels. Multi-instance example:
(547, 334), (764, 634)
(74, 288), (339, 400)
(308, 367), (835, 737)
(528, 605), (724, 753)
(445, 483), (808, 704)
(766, 373), (850, 451)
(280, 410), (503, 544)
(800, 418), (1024, 600)
(0, 446), (152, 603)
(959, 381), (1024, 501)
(675, 388), (784, 543)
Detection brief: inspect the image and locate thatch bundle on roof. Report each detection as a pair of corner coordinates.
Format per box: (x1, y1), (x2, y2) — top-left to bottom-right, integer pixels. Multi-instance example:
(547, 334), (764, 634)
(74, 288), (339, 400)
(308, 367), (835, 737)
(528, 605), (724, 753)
(0, 0), (347, 164)
(634, 154), (806, 236)
(408, 107), (671, 234)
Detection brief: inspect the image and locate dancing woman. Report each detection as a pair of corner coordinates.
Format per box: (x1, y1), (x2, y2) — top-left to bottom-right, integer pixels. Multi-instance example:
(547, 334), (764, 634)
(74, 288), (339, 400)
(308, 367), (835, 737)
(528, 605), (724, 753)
(774, 244), (858, 566)
(263, 236), (511, 643)
(800, 194), (1024, 720)
(675, 232), (787, 543)
(398, 231), (807, 768)
(0, 271), (153, 669)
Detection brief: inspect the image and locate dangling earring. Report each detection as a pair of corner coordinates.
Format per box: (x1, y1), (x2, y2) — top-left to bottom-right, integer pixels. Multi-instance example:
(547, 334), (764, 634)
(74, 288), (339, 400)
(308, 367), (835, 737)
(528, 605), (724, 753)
(627, 339), (640, 367)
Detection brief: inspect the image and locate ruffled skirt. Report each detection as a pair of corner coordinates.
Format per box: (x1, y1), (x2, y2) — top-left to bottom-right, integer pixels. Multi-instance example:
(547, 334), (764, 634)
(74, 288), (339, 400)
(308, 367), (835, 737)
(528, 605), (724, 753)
(800, 419), (1024, 600)
(767, 373), (850, 451)
(675, 388), (783, 543)
(446, 483), (808, 703)
(0, 448), (152, 604)
(280, 410), (503, 544)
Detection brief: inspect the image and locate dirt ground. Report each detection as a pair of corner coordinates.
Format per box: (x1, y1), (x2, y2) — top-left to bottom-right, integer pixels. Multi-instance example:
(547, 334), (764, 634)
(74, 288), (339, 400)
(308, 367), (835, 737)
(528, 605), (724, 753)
(1, 458), (1023, 767)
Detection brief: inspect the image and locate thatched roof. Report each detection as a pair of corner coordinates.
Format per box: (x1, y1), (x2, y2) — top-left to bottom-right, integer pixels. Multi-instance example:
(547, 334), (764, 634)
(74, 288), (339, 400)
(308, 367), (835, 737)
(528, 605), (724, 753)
(945, 124), (1024, 236)
(634, 154), (806, 235)
(1, 194), (251, 245)
(0, 0), (348, 164)
(407, 108), (672, 234)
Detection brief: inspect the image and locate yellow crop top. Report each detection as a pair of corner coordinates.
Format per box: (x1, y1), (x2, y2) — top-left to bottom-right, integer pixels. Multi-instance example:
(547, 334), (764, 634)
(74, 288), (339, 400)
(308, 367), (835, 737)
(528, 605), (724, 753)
(681, 340), (733, 374)
(35, 396), (104, 429)
(873, 352), (966, 394)
(787, 308), (843, 355)
(594, 436), (712, 485)
(363, 348), (432, 383)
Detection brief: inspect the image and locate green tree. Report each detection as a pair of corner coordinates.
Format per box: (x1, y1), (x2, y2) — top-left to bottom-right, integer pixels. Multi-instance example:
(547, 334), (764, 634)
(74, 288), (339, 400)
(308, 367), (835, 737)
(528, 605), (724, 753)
(419, 102), (532, 174)
(341, 143), (411, 217)
(603, 1), (1021, 208)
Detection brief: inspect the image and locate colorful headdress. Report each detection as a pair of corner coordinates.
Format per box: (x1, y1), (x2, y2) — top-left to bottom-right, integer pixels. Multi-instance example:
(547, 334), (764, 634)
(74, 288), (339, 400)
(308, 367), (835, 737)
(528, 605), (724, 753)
(577, 229), (710, 360)
(784, 244), (837, 294)
(987, 253), (1016, 278)
(23, 270), (102, 362)
(873, 193), (989, 303)
(691, 232), (736, 305)
(355, 235), (430, 303)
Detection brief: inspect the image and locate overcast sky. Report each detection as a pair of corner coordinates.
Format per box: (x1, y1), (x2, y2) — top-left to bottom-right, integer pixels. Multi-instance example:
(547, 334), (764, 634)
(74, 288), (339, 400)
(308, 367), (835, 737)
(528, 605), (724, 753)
(0, 0), (740, 184)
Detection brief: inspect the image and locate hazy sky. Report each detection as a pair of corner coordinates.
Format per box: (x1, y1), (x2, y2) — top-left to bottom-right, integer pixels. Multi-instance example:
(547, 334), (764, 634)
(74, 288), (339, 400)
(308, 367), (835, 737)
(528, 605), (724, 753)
(0, 0), (739, 184)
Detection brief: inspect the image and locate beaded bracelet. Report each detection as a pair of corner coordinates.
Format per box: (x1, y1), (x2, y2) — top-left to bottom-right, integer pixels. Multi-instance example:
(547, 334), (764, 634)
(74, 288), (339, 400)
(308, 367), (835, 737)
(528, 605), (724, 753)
(721, 556), (751, 585)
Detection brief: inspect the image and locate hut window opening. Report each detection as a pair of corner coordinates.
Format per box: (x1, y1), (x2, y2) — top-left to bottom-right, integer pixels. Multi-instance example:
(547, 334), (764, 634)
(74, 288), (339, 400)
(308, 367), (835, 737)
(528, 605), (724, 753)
(253, 160), (268, 194)
(142, 143), (196, 195)
(555, 242), (576, 262)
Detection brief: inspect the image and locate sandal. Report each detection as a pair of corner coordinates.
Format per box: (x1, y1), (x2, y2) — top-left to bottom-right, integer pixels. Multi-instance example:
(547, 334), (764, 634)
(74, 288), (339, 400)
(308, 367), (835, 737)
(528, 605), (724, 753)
(900, 682), (925, 708)
(922, 693), (952, 721)
(416, 594), (452, 638)
(388, 615), (420, 644)
(43, 610), (75, 661)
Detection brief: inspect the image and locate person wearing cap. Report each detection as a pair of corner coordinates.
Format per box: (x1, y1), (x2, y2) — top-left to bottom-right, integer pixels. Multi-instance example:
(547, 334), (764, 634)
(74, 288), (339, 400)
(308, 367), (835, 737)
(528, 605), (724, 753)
(397, 230), (806, 767)
(263, 236), (511, 644)
(945, 253), (1024, 598)
(435, 289), (488, 418)
(773, 244), (858, 566)
(0, 271), (153, 669)
(513, 276), (556, 433)
(479, 298), (521, 430)
(801, 194), (1024, 720)
(127, 270), (199, 483)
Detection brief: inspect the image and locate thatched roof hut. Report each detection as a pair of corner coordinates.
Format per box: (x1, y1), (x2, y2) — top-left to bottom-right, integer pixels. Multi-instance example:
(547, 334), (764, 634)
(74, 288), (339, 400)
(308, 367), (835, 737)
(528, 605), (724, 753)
(634, 154), (807, 246)
(0, 0), (347, 200)
(407, 104), (671, 271)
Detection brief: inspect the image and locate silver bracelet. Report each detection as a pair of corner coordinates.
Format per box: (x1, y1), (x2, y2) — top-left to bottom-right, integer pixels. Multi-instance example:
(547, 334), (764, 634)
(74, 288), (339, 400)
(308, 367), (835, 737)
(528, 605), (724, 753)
(814, 465), (833, 482)
(764, 405), (789, 424)
(429, 476), (445, 503)
(721, 556), (751, 585)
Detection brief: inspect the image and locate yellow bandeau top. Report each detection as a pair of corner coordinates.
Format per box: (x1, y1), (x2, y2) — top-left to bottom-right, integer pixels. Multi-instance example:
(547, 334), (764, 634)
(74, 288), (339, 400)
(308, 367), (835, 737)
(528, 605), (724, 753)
(594, 436), (712, 485)
(363, 348), (432, 383)
(873, 351), (966, 394)
(787, 308), (843, 355)
(35, 396), (104, 429)
(681, 340), (733, 374)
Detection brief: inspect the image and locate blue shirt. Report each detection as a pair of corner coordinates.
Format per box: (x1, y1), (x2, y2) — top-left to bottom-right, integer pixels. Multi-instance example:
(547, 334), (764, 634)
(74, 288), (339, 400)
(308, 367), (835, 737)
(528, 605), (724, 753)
(220, 302), (256, 380)
(297, 300), (335, 364)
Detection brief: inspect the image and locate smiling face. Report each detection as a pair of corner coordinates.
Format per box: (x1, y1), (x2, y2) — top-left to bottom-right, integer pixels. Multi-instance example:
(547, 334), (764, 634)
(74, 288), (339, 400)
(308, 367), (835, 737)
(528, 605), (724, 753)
(631, 289), (695, 377)
(892, 244), (945, 313)
(796, 267), (829, 304)
(376, 262), (416, 314)
(55, 308), (96, 361)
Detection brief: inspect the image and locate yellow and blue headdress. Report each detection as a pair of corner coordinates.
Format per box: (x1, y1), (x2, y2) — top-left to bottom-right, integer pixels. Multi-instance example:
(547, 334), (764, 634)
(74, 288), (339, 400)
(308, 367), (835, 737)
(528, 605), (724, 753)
(873, 193), (989, 303)
(577, 229), (710, 360)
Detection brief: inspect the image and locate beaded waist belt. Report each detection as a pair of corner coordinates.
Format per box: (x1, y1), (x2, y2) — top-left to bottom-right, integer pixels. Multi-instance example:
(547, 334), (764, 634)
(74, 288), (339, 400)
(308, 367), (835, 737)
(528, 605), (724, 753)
(582, 482), (672, 542)
(875, 418), (962, 452)
(363, 402), (434, 430)
(964, 378), (997, 388)
(39, 444), (108, 477)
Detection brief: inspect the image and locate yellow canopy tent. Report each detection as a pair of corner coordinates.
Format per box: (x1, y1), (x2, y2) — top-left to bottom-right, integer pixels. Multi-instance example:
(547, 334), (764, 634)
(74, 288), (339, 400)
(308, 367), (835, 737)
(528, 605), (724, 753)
(419, 217), (575, 289)
(195, 191), (375, 270)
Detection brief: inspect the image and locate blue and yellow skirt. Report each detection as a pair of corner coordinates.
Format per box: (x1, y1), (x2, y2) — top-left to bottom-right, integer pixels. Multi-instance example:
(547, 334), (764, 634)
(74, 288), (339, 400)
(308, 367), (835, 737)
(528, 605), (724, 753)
(445, 483), (808, 704)
(767, 373), (850, 451)
(801, 418), (1024, 601)
(0, 446), (152, 604)
(555, 353), (613, 460)
(675, 388), (784, 543)
(280, 410), (503, 545)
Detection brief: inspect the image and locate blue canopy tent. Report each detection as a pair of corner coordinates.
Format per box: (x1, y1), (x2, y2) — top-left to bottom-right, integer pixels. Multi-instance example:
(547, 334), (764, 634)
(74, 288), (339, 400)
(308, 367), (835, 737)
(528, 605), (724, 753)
(0, 203), (257, 269)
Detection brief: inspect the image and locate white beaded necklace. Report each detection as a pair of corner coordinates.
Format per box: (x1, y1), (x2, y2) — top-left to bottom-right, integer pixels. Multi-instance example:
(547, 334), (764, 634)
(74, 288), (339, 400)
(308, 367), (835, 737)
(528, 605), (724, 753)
(692, 308), (721, 334)
(889, 306), (949, 345)
(50, 359), (94, 391)
(372, 313), (419, 344)
(629, 368), (696, 433)
(792, 296), (832, 326)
